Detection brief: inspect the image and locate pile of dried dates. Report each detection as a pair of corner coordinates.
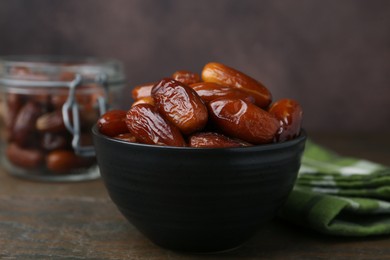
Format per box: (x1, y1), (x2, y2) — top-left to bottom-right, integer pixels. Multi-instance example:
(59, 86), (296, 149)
(98, 62), (303, 148)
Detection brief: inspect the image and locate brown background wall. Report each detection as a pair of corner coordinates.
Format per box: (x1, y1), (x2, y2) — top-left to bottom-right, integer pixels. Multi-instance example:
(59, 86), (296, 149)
(1, 0), (389, 133)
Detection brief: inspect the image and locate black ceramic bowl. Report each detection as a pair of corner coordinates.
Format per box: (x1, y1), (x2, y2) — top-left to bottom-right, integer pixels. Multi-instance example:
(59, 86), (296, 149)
(92, 125), (306, 253)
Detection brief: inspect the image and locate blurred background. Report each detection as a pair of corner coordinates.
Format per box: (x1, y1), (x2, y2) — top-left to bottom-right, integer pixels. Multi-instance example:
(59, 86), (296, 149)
(1, 0), (389, 134)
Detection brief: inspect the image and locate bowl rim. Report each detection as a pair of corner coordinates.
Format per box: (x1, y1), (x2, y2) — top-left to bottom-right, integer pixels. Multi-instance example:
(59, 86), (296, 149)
(92, 124), (307, 152)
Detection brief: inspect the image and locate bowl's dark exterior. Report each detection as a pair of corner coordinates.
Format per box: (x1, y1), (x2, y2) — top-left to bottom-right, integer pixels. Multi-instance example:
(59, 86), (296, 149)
(92, 126), (306, 252)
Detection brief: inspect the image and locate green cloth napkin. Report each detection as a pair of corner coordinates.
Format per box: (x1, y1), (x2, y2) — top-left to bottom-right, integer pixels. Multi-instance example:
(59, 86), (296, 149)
(278, 140), (390, 236)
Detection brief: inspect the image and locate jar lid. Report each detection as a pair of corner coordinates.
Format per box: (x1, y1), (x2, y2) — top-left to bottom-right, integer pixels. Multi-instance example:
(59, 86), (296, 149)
(0, 55), (126, 88)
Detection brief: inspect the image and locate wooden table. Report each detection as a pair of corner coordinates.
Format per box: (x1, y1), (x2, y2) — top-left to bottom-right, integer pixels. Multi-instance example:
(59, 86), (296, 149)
(1, 133), (390, 259)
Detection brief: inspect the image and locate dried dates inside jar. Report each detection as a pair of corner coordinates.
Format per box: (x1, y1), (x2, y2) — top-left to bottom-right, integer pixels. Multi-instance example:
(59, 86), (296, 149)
(1, 87), (98, 175)
(0, 56), (126, 181)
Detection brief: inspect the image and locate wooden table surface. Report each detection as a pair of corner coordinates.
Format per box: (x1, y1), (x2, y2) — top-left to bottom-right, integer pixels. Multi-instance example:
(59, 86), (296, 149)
(1, 133), (390, 260)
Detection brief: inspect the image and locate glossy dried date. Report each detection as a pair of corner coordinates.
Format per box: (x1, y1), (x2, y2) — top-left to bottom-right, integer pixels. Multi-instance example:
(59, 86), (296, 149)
(36, 110), (67, 133)
(126, 103), (186, 146)
(97, 110), (129, 137)
(131, 82), (155, 100)
(201, 62), (272, 108)
(189, 132), (251, 148)
(131, 96), (155, 107)
(190, 82), (255, 104)
(172, 70), (201, 85)
(152, 78), (208, 135)
(208, 98), (279, 144)
(46, 150), (95, 173)
(6, 142), (44, 169)
(12, 101), (44, 146)
(268, 99), (303, 142)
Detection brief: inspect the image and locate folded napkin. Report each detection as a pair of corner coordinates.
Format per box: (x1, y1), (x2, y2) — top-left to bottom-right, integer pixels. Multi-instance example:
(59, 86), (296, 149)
(278, 140), (390, 236)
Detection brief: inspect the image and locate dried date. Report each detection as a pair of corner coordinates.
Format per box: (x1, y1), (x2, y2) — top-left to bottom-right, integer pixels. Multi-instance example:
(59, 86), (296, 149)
(208, 98), (279, 144)
(268, 99), (303, 142)
(152, 78), (208, 135)
(172, 70), (201, 85)
(36, 110), (67, 133)
(131, 82), (155, 100)
(202, 62), (272, 108)
(126, 103), (186, 147)
(6, 142), (44, 169)
(46, 150), (95, 173)
(190, 82), (255, 104)
(97, 110), (129, 137)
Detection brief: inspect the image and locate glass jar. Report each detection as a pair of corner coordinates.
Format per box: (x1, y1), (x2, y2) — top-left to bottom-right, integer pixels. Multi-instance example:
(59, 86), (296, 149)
(0, 56), (126, 182)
